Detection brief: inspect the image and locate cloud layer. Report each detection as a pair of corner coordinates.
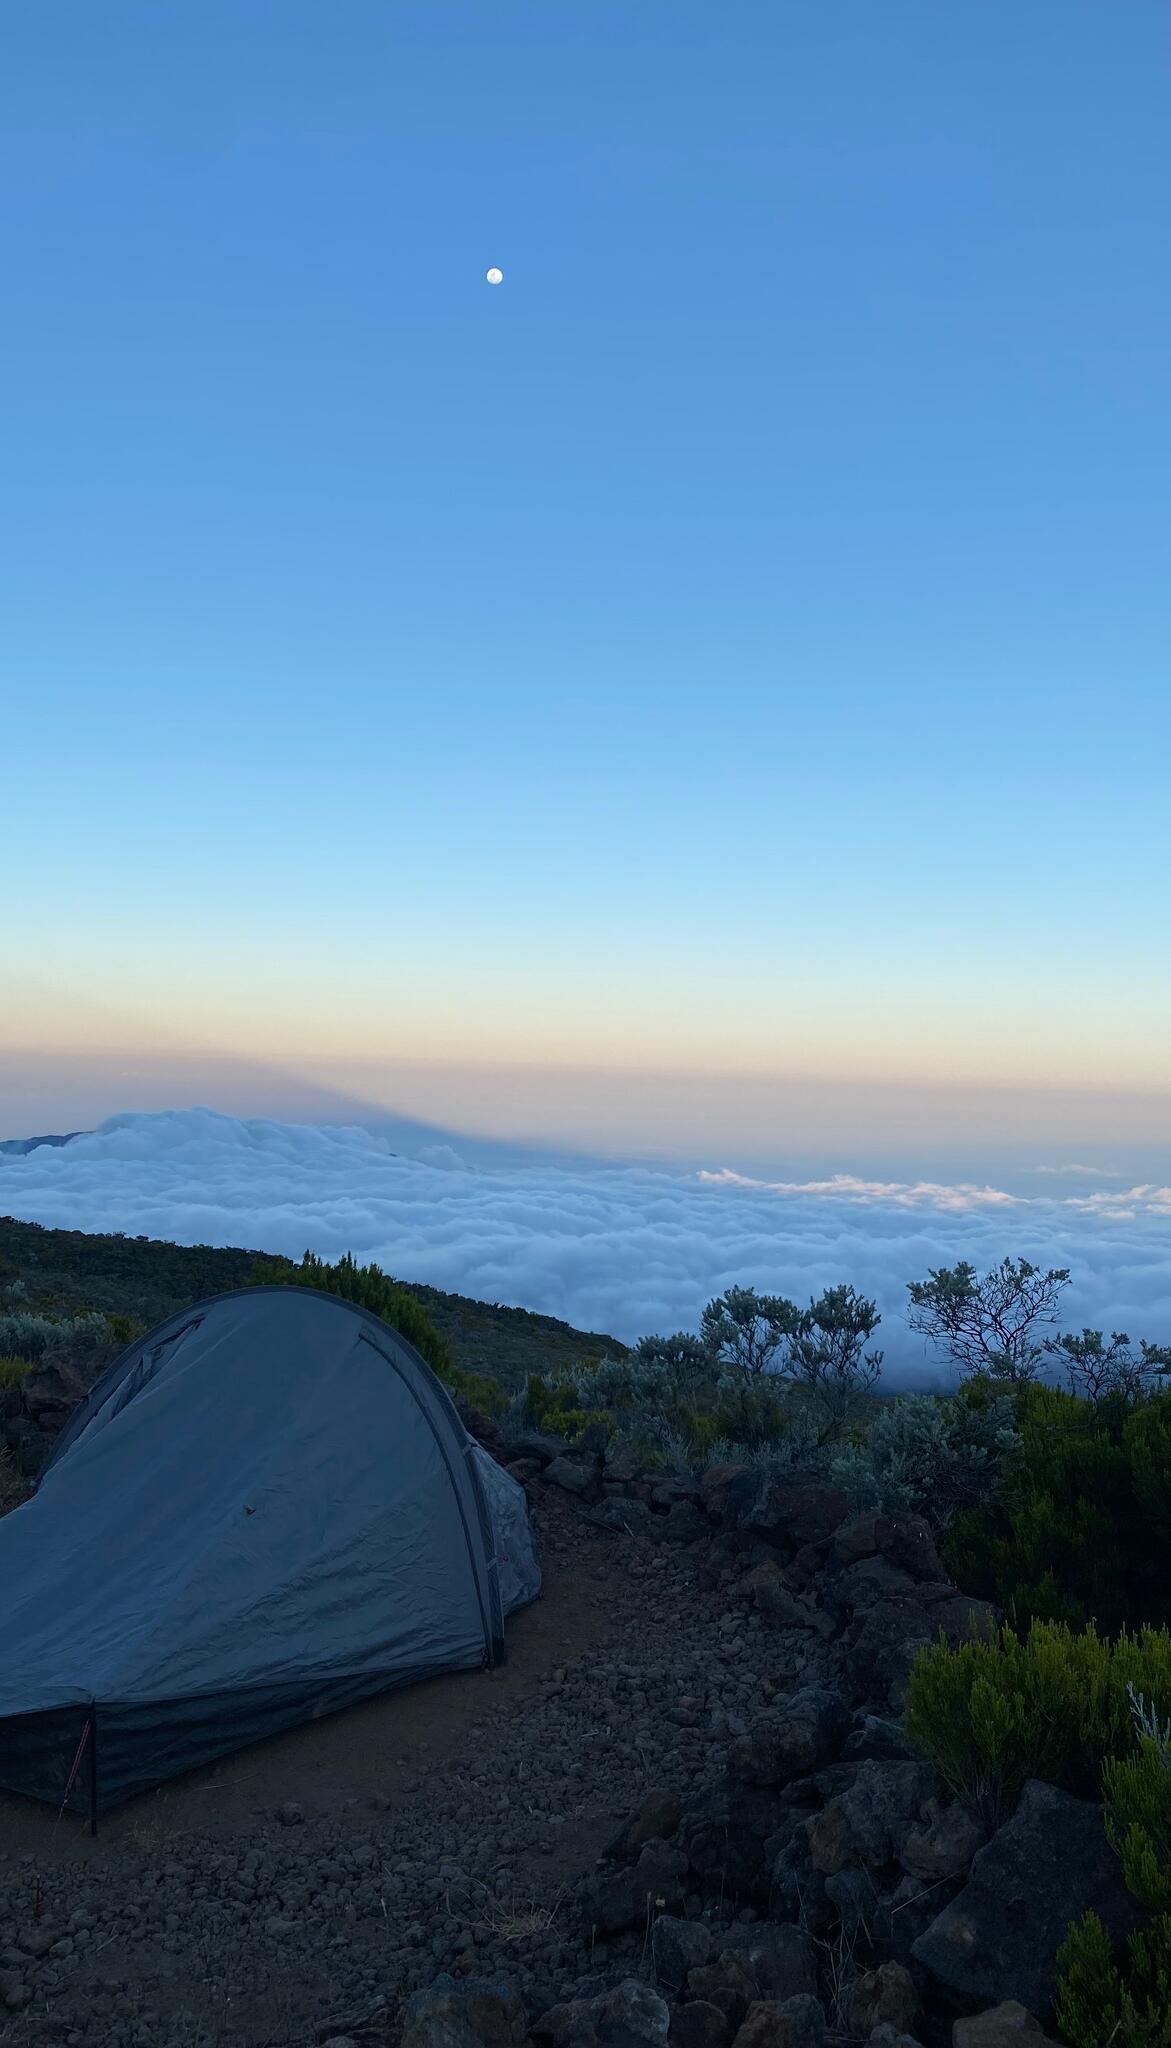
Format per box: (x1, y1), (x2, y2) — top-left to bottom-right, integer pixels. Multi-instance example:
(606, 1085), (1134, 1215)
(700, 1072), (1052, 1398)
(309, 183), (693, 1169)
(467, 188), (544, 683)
(4, 1108), (1171, 1382)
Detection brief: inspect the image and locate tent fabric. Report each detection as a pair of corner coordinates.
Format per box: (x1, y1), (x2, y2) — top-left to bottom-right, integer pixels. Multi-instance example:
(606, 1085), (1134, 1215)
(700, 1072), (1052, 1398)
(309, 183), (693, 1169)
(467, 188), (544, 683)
(0, 1286), (540, 1814)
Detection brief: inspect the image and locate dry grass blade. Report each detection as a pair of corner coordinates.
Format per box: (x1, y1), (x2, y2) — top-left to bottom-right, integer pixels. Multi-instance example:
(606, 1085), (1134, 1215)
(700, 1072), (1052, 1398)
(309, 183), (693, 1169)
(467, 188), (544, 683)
(482, 1887), (566, 1943)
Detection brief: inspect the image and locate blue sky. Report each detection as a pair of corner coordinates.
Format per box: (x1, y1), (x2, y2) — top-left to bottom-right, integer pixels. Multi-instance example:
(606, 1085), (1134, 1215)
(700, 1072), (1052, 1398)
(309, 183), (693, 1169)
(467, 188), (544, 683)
(3, 2), (1169, 1172)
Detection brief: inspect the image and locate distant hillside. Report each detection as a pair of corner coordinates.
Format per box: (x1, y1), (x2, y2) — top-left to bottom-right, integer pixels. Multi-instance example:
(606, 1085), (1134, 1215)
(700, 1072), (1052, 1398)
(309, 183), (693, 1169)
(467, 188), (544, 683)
(0, 1213), (625, 1384)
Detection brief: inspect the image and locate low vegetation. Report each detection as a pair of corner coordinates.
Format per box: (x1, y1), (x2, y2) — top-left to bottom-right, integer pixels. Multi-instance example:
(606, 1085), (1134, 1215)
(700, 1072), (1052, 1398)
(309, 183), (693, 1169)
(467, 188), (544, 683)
(945, 1380), (1171, 1632)
(518, 1341), (804, 1468)
(905, 1624), (1171, 2043)
(1056, 1694), (1171, 2047)
(904, 1619), (1171, 1826)
(831, 1379), (1019, 1523)
(905, 1618), (1171, 2045)
(893, 1261), (1171, 2043)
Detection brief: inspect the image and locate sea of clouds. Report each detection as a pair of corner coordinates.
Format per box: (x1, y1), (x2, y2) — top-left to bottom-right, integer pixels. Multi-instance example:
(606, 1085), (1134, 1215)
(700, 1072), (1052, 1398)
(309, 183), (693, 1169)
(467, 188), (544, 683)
(3, 1108), (1171, 1383)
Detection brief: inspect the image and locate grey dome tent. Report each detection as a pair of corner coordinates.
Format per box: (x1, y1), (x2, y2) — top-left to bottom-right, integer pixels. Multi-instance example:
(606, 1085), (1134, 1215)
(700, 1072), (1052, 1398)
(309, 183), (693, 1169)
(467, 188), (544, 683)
(0, 1286), (540, 1819)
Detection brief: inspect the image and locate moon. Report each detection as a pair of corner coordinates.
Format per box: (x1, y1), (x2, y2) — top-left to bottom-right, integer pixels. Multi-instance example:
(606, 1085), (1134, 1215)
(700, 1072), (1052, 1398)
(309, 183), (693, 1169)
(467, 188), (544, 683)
(485, 267), (504, 286)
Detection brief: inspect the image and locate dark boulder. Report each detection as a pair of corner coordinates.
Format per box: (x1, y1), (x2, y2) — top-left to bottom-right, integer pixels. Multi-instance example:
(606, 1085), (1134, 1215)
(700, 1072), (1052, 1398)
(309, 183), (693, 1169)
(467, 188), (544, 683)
(606, 1790), (683, 1863)
(911, 1779), (1140, 2017)
(699, 1465), (756, 1525)
(679, 1785), (789, 1901)
(719, 1923), (817, 2001)
(584, 1840), (688, 1934)
(952, 2005), (1057, 2045)
(20, 1357), (88, 1429)
(739, 1562), (835, 1636)
(499, 1430), (568, 1467)
(807, 1761), (940, 1876)
(739, 1480), (849, 1551)
(842, 1716), (917, 1765)
(401, 1976), (527, 2048)
(669, 2002), (731, 2048)
(591, 1498), (655, 1538)
(846, 1963), (918, 2038)
(658, 1502), (709, 1546)
(831, 1514), (943, 1582)
(844, 1592), (995, 1712)
(651, 1916), (712, 1989)
(545, 1453), (604, 1502)
(729, 1689), (850, 1788)
(730, 1996), (824, 2048)
(605, 1442), (648, 1486)
(687, 1951), (760, 2029)
(769, 1820), (831, 1937)
(533, 1981), (670, 2048)
(900, 1799), (985, 1882)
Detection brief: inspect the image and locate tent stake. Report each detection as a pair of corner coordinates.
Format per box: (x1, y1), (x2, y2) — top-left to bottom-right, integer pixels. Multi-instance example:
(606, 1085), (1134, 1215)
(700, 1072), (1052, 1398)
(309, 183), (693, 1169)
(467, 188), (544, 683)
(87, 1713), (98, 1837)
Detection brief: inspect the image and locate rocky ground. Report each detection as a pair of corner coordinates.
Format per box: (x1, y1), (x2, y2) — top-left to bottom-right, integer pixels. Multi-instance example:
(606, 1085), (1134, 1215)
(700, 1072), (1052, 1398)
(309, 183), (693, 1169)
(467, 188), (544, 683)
(0, 1448), (1131, 2048)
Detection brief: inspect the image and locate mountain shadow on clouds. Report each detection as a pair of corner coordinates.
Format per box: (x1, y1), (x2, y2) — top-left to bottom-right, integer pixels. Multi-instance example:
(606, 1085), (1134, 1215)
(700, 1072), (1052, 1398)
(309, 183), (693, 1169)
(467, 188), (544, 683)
(0, 1050), (611, 1175)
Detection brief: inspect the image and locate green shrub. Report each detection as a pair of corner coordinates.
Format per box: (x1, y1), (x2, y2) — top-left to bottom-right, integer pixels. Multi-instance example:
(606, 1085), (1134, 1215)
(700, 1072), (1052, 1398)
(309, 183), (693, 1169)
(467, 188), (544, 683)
(904, 1621), (1171, 1828)
(1056, 1909), (1171, 2048)
(1128, 1396), (1171, 1548)
(104, 1311), (143, 1349)
(907, 1256), (1071, 1383)
(703, 1376), (796, 1453)
(545, 1406), (613, 1445)
(525, 1373), (552, 1421)
(523, 1374), (611, 1443)
(944, 1383), (1171, 1632)
(0, 1355), (28, 1390)
(1102, 1696), (1171, 1915)
(1056, 1694), (1171, 2046)
(700, 1287), (797, 1376)
(442, 1363), (506, 1416)
(1048, 1327), (1171, 1402)
(521, 1347), (799, 1468)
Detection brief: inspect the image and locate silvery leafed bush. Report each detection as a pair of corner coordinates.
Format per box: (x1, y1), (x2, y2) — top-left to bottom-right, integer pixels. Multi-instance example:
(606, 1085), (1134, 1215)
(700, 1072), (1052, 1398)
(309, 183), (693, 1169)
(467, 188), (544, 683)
(0, 1311), (111, 1366)
(831, 1388), (1018, 1526)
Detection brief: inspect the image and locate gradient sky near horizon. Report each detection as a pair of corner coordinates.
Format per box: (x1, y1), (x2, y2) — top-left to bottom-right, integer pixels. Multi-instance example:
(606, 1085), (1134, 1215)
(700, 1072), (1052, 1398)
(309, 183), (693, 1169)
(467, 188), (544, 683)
(3, 2), (1170, 1172)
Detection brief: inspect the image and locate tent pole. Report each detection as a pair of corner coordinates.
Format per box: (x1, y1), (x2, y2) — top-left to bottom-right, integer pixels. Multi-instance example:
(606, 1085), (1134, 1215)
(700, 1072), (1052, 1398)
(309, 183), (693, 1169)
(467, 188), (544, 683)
(87, 1713), (98, 1837)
